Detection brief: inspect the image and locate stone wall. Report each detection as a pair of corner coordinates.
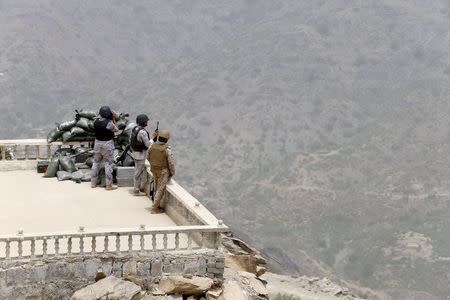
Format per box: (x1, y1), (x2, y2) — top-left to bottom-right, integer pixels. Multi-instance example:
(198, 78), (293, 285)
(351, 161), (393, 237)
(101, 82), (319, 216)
(0, 249), (224, 299)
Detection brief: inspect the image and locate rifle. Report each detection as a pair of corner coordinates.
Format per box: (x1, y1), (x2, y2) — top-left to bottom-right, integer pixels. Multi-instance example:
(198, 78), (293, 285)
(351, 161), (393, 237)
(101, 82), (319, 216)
(114, 145), (130, 165)
(153, 121), (159, 142)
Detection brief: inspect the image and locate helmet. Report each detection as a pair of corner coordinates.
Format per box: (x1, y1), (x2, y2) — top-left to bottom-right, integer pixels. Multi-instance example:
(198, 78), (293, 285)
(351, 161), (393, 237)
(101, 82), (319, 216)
(158, 130), (170, 140)
(99, 106), (112, 119)
(136, 114), (149, 126)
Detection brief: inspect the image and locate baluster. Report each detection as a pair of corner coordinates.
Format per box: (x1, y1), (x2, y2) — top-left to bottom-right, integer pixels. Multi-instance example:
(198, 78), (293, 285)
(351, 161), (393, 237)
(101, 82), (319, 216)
(163, 234), (168, 250)
(5, 241), (10, 259)
(68, 237), (72, 255)
(18, 239), (23, 258)
(54, 238), (59, 256)
(92, 237), (97, 254)
(104, 236), (109, 252)
(187, 233), (192, 250)
(13, 145), (18, 160)
(115, 234), (120, 253)
(46, 145), (51, 159)
(30, 239), (36, 259)
(1, 146), (5, 160)
(35, 145), (40, 159)
(152, 234), (157, 250)
(128, 234), (133, 252)
(24, 145), (29, 160)
(80, 237), (84, 254)
(140, 234), (145, 251)
(42, 239), (48, 257)
(175, 233), (180, 250)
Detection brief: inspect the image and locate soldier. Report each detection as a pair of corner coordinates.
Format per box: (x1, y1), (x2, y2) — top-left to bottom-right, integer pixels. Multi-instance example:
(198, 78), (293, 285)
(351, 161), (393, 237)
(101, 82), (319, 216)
(147, 130), (175, 214)
(130, 114), (156, 196)
(91, 106), (119, 190)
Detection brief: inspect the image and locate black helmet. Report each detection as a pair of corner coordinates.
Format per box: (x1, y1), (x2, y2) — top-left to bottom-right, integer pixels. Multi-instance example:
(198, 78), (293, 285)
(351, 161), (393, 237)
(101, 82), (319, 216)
(136, 114), (149, 126)
(99, 106), (112, 119)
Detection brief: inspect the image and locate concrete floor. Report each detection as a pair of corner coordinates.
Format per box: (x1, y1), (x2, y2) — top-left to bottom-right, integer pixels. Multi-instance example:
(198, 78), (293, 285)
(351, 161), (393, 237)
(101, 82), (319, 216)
(0, 170), (176, 235)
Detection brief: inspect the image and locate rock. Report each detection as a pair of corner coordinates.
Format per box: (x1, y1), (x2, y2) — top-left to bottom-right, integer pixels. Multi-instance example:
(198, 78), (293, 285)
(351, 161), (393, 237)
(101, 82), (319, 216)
(238, 271), (268, 296)
(222, 281), (248, 300)
(316, 277), (347, 296)
(225, 254), (257, 274)
(124, 274), (145, 287)
(140, 295), (168, 300)
(70, 276), (141, 300)
(158, 276), (213, 296)
(256, 267), (266, 277)
(206, 288), (223, 300)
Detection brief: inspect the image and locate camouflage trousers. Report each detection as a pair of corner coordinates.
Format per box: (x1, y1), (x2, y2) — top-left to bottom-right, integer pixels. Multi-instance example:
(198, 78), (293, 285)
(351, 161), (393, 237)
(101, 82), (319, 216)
(91, 140), (115, 187)
(153, 169), (170, 209)
(133, 159), (147, 193)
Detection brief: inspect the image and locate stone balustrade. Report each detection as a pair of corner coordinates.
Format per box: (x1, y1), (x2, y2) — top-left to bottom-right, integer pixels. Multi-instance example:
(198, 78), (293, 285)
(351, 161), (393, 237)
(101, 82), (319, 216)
(0, 139), (91, 160)
(0, 225), (227, 261)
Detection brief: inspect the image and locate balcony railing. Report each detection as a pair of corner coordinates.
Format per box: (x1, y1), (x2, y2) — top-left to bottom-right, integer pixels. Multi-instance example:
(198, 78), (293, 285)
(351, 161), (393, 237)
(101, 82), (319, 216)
(0, 225), (228, 260)
(0, 139), (91, 160)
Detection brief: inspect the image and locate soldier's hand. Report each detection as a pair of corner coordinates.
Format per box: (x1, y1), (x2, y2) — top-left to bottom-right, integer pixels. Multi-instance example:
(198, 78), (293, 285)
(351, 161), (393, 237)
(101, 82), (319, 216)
(151, 131), (158, 139)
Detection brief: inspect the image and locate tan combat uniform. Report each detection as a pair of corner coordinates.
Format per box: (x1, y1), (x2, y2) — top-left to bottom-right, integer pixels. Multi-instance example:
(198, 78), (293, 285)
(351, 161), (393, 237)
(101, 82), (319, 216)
(148, 142), (175, 210)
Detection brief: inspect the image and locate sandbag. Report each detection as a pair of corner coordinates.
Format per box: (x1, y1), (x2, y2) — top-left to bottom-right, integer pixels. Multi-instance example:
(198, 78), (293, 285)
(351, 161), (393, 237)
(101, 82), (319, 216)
(76, 110), (97, 119)
(59, 156), (77, 172)
(121, 153), (135, 167)
(76, 118), (90, 131)
(82, 172), (91, 182)
(87, 120), (95, 131)
(71, 169), (91, 182)
(116, 119), (127, 130)
(70, 126), (85, 136)
(116, 133), (130, 146)
(74, 147), (90, 163)
(85, 157), (93, 168)
(62, 131), (72, 143)
(43, 156), (60, 178)
(58, 120), (77, 131)
(124, 122), (137, 133)
(57, 171), (72, 181)
(54, 147), (75, 157)
(47, 128), (64, 143)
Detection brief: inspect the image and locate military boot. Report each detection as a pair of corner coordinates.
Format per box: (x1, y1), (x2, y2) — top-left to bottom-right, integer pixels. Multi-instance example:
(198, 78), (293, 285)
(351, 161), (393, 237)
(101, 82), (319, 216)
(105, 185), (118, 191)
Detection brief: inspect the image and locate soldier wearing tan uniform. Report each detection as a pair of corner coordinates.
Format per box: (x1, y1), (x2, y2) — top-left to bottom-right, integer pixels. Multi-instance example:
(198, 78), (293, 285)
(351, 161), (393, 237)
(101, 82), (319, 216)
(147, 130), (175, 214)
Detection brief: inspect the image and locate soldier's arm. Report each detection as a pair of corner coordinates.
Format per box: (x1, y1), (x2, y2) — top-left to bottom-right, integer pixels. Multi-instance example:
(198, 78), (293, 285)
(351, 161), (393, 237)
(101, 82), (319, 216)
(106, 120), (119, 132)
(166, 147), (175, 177)
(138, 130), (153, 148)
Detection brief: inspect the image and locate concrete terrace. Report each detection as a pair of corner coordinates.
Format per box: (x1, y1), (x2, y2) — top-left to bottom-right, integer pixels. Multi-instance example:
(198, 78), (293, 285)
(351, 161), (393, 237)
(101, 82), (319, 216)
(0, 169), (176, 235)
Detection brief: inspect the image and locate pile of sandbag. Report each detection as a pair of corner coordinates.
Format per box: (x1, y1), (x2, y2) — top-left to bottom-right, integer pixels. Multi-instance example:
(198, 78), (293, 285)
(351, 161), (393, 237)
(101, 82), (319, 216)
(47, 109), (132, 144)
(43, 152), (91, 182)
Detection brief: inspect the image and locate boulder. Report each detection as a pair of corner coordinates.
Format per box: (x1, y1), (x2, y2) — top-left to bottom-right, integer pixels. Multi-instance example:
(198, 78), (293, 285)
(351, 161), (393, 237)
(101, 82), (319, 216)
(158, 276), (213, 296)
(206, 288), (223, 300)
(225, 253), (257, 274)
(70, 276), (141, 300)
(256, 266), (266, 277)
(238, 272), (268, 296)
(222, 281), (248, 300)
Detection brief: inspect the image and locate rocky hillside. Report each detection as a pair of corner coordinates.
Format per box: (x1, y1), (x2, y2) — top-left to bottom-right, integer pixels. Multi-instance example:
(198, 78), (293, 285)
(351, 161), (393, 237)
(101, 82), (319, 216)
(2, 1), (450, 298)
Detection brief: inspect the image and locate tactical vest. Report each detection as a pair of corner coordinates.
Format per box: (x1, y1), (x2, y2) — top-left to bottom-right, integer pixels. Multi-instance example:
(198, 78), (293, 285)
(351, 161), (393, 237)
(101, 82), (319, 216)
(148, 143), (168, 173)
(94, 119), (114, 141)
(130, 127), (150, 152)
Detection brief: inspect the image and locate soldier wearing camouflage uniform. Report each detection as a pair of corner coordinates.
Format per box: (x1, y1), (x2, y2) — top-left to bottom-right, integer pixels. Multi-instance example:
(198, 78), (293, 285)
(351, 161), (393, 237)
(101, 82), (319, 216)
(147, 130), (175, 214)
(130, 114), (155, 196)
(91, 106), (119, 190)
